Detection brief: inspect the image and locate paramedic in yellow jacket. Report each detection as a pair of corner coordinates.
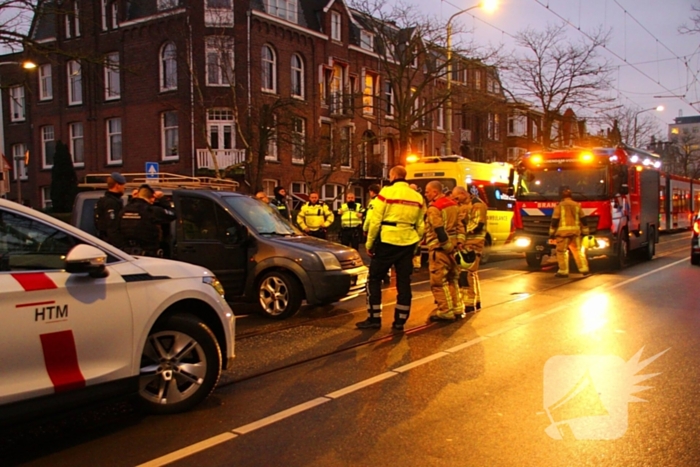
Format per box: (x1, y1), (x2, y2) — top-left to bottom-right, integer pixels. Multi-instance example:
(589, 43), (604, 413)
(297, 191), (334, 240)
(549, 187), (590, 278)
(459, 185), (488, 313)
(357, 166), (425, 331)
(424, 181), (465, 322)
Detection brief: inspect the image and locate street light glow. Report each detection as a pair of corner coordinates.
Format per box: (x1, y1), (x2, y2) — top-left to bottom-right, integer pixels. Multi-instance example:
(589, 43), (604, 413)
(655, 105), (664, 112)
(480, 0), (498, 14)
(22, 61), (37, 70)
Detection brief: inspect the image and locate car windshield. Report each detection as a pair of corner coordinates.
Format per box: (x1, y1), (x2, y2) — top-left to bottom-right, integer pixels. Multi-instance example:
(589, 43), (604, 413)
(517, 167), (608, 201)
(222, 196), (299, 235)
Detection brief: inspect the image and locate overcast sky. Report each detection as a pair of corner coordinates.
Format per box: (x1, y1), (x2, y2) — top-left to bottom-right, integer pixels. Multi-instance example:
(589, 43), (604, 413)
(428, 0), (700, 134)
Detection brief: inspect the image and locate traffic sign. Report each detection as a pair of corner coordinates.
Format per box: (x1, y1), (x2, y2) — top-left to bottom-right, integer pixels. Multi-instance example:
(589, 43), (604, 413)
(146, 162), (159, 180)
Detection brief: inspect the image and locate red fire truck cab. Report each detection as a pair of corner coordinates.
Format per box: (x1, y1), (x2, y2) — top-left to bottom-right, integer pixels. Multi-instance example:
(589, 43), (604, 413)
(512, 145), (660, 269)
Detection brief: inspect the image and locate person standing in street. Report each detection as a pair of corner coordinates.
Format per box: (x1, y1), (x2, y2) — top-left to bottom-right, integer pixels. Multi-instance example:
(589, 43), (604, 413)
(363, 184), (390, 285)
(119, 184), (176, 257)
(549, 187), (591, 278)
(357, 166), (425, 331)
(409, 183), (426, 272)
(338, 192), (363, 250)
(270, 186), (292, 221)
(460, 184), (488, 313)
(424, 181), (465, 322)
(94, 172), (127, 248)
(297, 191), (334, 239)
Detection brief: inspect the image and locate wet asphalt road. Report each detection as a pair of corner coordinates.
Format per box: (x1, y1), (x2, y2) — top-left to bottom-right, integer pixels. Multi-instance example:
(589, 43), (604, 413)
(3, 232), (699, 467)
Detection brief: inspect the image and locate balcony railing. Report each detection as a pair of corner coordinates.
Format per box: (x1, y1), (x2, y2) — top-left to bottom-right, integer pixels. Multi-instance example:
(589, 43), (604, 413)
(196, 148), (246, 170)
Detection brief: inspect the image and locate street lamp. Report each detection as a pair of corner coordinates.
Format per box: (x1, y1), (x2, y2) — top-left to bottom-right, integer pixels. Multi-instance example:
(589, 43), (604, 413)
(445, 1), (497, 155)
(633, 105), (664, 147)
(0, 60), (36, 204)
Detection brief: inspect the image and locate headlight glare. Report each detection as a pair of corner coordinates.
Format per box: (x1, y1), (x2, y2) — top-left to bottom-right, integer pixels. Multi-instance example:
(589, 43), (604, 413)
(203, 276), (226, 296)
(317, 251), (341, 270)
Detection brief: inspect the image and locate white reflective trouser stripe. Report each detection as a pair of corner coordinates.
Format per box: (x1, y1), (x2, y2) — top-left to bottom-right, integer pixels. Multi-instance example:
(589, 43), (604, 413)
(369, 304), (382, 318)
(395, 303), (410, 320)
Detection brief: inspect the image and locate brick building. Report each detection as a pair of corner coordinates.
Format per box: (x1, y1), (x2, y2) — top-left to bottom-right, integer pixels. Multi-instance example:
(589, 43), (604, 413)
(1, 0), (510, 209)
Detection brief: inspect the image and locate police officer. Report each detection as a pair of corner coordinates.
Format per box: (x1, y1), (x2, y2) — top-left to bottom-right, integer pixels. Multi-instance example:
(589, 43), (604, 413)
(424, 181), (465, 322)
(94, 172), (126, 247)
(549, 187), (591, 278)
(363, 184), (381, 234)
(270, 186), (291, 221)
(461, 184), (488, 313)
(119, 184), (176, 257)
(338, 192), (363, 250)
(297, 191), (334, 239)
(357, 166), (425, 331)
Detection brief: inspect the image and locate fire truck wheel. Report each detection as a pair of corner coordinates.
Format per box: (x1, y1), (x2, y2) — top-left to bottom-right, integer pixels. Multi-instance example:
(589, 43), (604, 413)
(642, 228), (655, 261)
(525, 253), (542, 269)
(611, 233), (629, 270)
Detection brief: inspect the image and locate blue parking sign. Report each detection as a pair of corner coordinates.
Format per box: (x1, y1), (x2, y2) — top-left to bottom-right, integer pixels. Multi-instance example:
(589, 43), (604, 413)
(146, 162), (159, 180)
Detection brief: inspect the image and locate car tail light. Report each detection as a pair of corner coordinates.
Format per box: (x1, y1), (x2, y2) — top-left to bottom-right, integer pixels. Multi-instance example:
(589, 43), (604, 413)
(694, 219), (700, 235)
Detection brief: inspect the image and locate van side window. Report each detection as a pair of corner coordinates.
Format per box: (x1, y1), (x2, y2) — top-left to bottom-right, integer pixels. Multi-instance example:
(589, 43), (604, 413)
(214, 205), (242, 244)
(180, 197), (219, 241)
(0, 209), (79, 271)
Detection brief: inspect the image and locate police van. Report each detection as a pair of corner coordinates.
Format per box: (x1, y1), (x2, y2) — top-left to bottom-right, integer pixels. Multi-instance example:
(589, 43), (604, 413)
(0, 198), (235, 427)
(406, 156), (517, 262)
(72, 173), (368, 320)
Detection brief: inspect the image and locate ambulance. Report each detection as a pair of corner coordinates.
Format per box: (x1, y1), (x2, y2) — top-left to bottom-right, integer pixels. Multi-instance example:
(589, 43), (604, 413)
(406, 155), (517, 261)
(0, 198), (235, 427)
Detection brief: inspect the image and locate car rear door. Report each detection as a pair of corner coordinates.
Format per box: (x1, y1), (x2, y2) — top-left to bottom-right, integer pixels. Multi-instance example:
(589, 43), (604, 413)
(173, 192), (248, 297)
(0, 208), (133, 405)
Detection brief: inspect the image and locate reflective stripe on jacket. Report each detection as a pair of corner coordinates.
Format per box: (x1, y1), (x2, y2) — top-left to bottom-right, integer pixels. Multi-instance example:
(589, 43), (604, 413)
(550, 198), (589, 237)
(424, 196), (464, 250)
(297, 202), (334, 231)
(339, 202), (363, 228)
(365, 180), (425, 249)
(466, 197), (488, 240)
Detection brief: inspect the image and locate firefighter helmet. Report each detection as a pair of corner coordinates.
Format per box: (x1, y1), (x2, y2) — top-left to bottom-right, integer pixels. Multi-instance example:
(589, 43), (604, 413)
(454, 249), (478, 270)
(581, 235), (597, 249)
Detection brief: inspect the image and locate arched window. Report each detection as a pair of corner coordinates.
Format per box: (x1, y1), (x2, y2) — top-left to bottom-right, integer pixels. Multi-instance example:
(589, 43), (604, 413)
(261, 45), (277, 93)
(291, 54), (304, 98)
(161, 42), (177, 91)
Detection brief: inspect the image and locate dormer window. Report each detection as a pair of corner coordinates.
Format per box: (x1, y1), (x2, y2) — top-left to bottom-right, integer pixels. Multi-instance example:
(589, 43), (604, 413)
(330, 11), (341, 41)
(265, 0), (298, 24)
(360, 31), (374, 51)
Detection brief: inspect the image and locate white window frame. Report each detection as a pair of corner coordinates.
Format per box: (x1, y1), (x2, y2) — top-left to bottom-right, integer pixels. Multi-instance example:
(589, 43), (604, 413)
(162, 111), (179, 161)
(290, 181), (307, 195)
(262, 179), (277, 197)
(291, 54), (304, 99)
(160, 42), (178, 91)
(39, 64), (53, 100)
(158, 0), (179, 10)
(508, 114), (527, 137)
(41, 186), (52, 209)
(69, 122), (84, 167)
(12, 143), (27, 180)
(104, 52), (120, 100)
(74, 2), (81, 36)
(261, 45), (277, 93)
(340, 126), (352, 168)
(67, 60), (82, 105)
(106, 118), (122, 164)
(9, 85), (25, 122)
(206, 37), (234, 86)
(207, 109), (235, 150)
(111, 2), (118, 29)
(42, 125), (56, 169)
(265, 115), (278, 161)
(265, 0), (297, 23)
(330, 11), (341, 42)
(292, 116), (305, 164)
(384, 81), (394, 118)
(322, 183), (343, 211)
(436, 105), (444, 130)
(360, 31), (374, 50)
(65, 9), (72, 39)
(101, 0), (108, 31)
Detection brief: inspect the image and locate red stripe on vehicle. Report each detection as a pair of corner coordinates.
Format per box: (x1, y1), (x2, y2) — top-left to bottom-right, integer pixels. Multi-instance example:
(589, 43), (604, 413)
(376, 195), (423, 207)
(16, 300), (56, 308)
(11, 273), (58, 292)
(40, 331), (86, 393)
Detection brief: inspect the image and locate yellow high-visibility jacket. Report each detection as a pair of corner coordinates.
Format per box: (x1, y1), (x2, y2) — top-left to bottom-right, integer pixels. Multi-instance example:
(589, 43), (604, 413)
(365, 180), (425, 250)
(363, 197), (378, 233)
(297, 202), (334, 231)
(339, 202), (363, 228)
(550, 197), (589, 237)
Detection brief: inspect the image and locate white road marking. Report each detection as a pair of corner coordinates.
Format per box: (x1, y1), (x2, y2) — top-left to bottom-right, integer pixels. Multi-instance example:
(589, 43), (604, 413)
(139, 256), (688, 466)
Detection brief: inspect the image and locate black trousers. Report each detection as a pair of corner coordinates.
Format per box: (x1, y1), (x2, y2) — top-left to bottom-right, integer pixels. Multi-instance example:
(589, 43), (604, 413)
(308, 229), (326, 240)
(340, 227), (361, 250)
(366, 241), (417, 324)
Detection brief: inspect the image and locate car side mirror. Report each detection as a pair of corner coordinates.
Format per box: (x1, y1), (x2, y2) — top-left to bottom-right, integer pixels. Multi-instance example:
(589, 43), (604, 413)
(65, 244), (109, 278)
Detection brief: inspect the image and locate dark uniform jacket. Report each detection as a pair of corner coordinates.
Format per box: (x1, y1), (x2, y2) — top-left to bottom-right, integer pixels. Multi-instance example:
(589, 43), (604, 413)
(119, 198), (176, 254)
(270, 196), (291, 221)
(94, 190), (125, 247)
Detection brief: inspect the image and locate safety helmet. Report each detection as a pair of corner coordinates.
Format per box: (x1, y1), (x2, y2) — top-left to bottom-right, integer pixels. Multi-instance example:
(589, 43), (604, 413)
(581, 235), (597, 249)
(454, 249), (478, 270)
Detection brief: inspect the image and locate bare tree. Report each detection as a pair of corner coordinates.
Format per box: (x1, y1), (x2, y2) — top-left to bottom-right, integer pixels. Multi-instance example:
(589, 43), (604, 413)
(593, 106), (664, 148)
(679, 1), (700, 34)
(668, 130), (700, 178)
(299, 122), (359, 194)
(0, 1), (37, 53)
(504, 24), (613, 149)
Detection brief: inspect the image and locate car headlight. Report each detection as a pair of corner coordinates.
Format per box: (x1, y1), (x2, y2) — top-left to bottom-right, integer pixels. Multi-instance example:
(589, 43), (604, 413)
(203, 276), (226, 297)
(514, 237), (531, 248)
(317, 251), (341, 271)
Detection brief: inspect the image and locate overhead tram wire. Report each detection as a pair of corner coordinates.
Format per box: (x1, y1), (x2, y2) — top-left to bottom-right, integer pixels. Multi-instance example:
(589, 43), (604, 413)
(531, 0), (700, 114)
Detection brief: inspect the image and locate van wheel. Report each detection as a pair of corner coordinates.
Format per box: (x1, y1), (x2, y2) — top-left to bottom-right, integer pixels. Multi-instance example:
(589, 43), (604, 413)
(137, 314), (222, 415)
(525, 253), (542, 270)
(258, 271), (302, 319)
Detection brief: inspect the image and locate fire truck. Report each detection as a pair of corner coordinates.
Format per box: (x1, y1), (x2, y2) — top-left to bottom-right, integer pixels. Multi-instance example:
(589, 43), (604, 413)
(512, 145), (660, 269)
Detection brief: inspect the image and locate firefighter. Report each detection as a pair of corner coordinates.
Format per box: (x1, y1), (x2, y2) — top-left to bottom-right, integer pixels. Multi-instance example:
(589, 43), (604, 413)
(270, 186), (291, 221)
(460, 184), (488, 313)
(357, 166), (425, 331)
(338, 192), (363, 250)
(297, 191), (334, 239)
(424, 181), (465, 322)
(549, 187), (591, 278)
(119, 184), (176, 257)
(94, 172), (126, 247)
(409, 183), (425, 271)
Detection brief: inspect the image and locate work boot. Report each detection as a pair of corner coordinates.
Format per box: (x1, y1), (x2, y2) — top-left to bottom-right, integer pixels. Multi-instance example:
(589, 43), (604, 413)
(429, 312), (456, 322)
(581, 271), (591, 277)
(356, 319), (381, 329)
(464, 302), (481, 313)
(554, 272), (569, 278)
(391, 322), (405, 331)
